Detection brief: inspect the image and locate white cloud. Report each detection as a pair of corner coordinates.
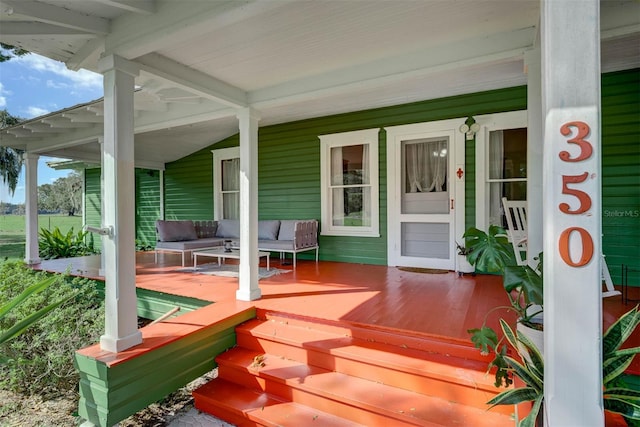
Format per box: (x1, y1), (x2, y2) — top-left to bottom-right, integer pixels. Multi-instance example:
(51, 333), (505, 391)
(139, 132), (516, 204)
(0, 82), (7, 108)
(16, 53), (102, 90)
(26, 106), (50, 118)
(46, 79), (69, 89)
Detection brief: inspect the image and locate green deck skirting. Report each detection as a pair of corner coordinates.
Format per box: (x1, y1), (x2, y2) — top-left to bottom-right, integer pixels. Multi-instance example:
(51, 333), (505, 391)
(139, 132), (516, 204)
(75, 307), (256, 427)
(92, 282), (212, 320)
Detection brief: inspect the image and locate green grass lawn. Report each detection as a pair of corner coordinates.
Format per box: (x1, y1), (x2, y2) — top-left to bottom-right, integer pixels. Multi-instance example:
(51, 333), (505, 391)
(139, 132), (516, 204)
(0, 214), (83, 261)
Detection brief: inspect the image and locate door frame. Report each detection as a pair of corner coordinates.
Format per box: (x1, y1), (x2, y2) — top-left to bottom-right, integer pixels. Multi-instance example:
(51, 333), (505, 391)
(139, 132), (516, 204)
(385, 118), (467, 268)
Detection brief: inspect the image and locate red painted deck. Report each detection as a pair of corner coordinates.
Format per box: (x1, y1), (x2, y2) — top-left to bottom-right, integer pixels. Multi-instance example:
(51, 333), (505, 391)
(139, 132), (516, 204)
(36, 252), (636, 425)
(36, 251), (633, 345)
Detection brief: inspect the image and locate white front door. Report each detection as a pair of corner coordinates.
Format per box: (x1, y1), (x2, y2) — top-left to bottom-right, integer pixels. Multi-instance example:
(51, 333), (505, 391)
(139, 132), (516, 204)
(386, 119), (466, 269)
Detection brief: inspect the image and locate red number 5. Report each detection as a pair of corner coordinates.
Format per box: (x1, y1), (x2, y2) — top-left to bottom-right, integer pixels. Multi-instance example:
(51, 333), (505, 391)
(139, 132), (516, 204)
(559, 172), (591, 214)
(559, 121), (593, 162)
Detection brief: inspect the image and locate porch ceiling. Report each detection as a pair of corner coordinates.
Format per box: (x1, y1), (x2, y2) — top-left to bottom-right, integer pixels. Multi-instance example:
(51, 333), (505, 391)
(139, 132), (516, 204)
(1, 0), (639, 168)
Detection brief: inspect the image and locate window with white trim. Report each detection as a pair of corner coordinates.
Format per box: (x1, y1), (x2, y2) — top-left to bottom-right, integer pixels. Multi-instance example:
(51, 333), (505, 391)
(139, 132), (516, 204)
(320, 128), (380, 237)
(212, 147), (239, 220)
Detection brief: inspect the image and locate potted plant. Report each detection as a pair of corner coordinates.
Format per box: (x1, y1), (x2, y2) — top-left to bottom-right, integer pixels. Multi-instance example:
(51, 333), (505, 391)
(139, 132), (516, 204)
(489, 306), (640, 427)
(456, 241), (475, 276)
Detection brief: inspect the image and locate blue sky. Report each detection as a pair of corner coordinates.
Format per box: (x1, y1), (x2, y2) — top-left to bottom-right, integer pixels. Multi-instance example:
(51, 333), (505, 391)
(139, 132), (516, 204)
(0, 51), (103, 204)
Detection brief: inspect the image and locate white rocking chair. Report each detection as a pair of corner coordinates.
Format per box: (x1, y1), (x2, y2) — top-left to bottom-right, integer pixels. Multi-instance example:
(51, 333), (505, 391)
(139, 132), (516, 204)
(501, 197), (621, 298)
(502, 197), (528, 266)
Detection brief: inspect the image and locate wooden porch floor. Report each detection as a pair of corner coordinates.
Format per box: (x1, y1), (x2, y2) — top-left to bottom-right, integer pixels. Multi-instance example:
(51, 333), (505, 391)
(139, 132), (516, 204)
(36, 251), (634, 351)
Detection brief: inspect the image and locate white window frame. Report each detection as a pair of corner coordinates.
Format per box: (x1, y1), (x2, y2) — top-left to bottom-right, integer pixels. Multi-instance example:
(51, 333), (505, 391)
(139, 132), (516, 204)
(319, 128), (380, 237)
(474, 110), (528, 229)
(212, 146), (240, 221)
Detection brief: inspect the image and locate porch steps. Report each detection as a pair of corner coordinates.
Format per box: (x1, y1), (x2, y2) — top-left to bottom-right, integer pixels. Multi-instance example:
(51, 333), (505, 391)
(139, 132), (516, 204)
(193, 311), (515, 426)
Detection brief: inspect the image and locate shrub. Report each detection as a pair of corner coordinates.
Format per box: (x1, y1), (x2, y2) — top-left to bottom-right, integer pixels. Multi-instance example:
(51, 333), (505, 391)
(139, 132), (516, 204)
(0, 262), (105, 397)
(39, 226), (99, 260)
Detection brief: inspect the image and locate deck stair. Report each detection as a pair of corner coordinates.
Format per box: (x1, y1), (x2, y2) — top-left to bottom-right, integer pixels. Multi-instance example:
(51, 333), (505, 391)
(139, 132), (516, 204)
(193, 310), (516, 426)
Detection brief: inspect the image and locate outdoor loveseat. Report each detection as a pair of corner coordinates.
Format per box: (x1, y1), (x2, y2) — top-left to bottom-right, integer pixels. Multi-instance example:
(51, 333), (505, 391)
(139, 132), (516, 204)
(154, 219), (319, 268)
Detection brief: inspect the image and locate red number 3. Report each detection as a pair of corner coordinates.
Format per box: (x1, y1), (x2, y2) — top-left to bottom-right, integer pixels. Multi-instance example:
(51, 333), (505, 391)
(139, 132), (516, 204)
(559, 121), (593, 162)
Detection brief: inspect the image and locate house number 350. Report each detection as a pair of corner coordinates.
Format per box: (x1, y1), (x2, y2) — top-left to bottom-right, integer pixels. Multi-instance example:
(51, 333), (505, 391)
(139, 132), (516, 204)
(558, 121), (594, 267)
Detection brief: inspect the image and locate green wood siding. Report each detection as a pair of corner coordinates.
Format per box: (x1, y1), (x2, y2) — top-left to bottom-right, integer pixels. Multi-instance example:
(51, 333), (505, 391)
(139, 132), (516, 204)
(84, 169), (102, 251)
(84, 168), (161, 248)
(164, 87), (527, 265)
(135, 169), (161, 245)
(601, 69), (640, 283)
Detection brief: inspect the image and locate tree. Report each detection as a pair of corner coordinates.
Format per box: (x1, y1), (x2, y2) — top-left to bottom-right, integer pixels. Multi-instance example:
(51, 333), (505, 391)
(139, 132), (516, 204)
(37, 172), (83, 215)
(0, 109), (24, 195)
(0, 43), (28, 62)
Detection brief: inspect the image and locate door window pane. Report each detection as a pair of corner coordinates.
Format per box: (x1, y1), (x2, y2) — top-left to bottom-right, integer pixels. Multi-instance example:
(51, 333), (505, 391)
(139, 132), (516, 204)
(488, 128), (527, 226)
(401, 138), (449, 214)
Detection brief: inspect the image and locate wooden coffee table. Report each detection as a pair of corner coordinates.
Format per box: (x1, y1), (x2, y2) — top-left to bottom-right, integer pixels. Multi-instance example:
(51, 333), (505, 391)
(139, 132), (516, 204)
(192, 247), (270, 270)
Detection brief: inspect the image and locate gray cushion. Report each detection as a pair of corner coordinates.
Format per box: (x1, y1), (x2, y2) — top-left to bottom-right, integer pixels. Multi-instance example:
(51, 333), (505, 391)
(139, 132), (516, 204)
(216, 219), (240, 238)
(258, 220), (280, 241)
(156, 220), (197, 242)
(259, 240), (294, 251)
(156, 237), (223, 250)
(278, 220), (298, 241)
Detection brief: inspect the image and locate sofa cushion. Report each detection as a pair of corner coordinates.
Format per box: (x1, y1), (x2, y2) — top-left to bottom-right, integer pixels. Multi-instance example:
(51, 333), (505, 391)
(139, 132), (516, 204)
(156, 220), (198, 242)
(216, 219), (240, 238)
(258, 220), (281, 241)
(258, 240), (294, 251)
(156, 237), (223, 251)
(278, 220), (299, 241)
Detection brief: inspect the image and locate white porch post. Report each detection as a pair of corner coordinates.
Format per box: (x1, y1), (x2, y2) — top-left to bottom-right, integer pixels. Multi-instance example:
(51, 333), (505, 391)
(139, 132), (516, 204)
(542, 0), (603, 425)
(236, 107), (261, 301)
(23, 152), (40, 265)
(525, 47), (543, 265)
(97, 54), (142, 353)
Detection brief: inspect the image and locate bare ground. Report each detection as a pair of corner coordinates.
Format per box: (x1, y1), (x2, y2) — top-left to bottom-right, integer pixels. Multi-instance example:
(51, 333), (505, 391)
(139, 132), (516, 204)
(0, 370), (226, 427)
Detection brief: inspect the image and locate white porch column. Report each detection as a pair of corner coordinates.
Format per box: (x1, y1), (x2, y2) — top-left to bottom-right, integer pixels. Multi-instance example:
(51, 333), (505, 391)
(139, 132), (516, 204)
(97, 54), (142, 353)
(542, 0), (603, 425)
(236, 107), (261, 301)
(97, 137), (106, 277)
(525, 48), (543, 265)
(23, 152), (40, 265)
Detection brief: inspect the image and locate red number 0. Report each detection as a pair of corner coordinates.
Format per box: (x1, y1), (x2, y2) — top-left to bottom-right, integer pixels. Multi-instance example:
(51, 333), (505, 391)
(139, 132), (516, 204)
(559, 121), (593, 162)
(559, 172), (591, 214)
(559, 227), (594, 267)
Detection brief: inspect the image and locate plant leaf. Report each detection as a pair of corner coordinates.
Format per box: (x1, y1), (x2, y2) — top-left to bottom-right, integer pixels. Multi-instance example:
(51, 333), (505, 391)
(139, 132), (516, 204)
(604, 387), (640, 402)
(603, 305), (640, 358)
(487, 386), (540, 407)
(603, 354), (635, 386)
(463, 225), (514, 273)
(0, 276), (57, 319)
(468, 326), (498, 355)
(504, 355), (543, 391)
(604, 397), (640, 420)
(503, 265), (543, 307)
(0, 294), (72, 344)
(519, 396), (544, 427)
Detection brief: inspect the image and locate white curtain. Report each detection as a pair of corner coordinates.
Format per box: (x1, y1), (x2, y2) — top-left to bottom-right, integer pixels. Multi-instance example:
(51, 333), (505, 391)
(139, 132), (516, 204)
(331, 147), (344, 226)
(405, 139), (447, 193)
(361, 143), (371, 226)
(489, 130), (504, 225)
(222, 158), (239, 219)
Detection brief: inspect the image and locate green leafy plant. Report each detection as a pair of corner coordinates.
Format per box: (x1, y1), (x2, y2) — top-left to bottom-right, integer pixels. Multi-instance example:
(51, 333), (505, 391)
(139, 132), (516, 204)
(0, 262), (104, 396)
(0, 276), (71, 363)
(489, 306), (640, 427)
(135, 239), (155, 252)
(38, 226), (98, 259)
(463, 225), (515, 273)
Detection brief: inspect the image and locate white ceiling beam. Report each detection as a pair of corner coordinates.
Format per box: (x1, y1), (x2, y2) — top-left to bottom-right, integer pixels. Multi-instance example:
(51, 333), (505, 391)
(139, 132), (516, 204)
(0, 21), (91, 38)
(22, 124), (66, 133)
(250, 27), (536, 109)
(135, 53), (247, 108)
(44, 149), (166, 171)
(1, 1), (109, 35)
(42, 118), (93, 128)
(66, 37), (105, 71)
(91, 0), (156, 15)
(105, 0), (290, 60)
(62, 112), (104, 123)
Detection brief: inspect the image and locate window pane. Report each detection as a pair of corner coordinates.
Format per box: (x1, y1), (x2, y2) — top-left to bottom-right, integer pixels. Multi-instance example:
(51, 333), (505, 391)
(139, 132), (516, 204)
(223, 192), (239, 219)
(403, 139), (448, 193)
(489, 128), (527, 179)
(489, 181), (527, 227)
(331, 187), (371, 227)
(222, 158), (239, 191)
(331, 144), (368, 186)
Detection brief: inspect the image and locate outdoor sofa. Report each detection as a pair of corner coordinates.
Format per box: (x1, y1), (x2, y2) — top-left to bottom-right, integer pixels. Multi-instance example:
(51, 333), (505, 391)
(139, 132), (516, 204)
(154, 219), (319, 268)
